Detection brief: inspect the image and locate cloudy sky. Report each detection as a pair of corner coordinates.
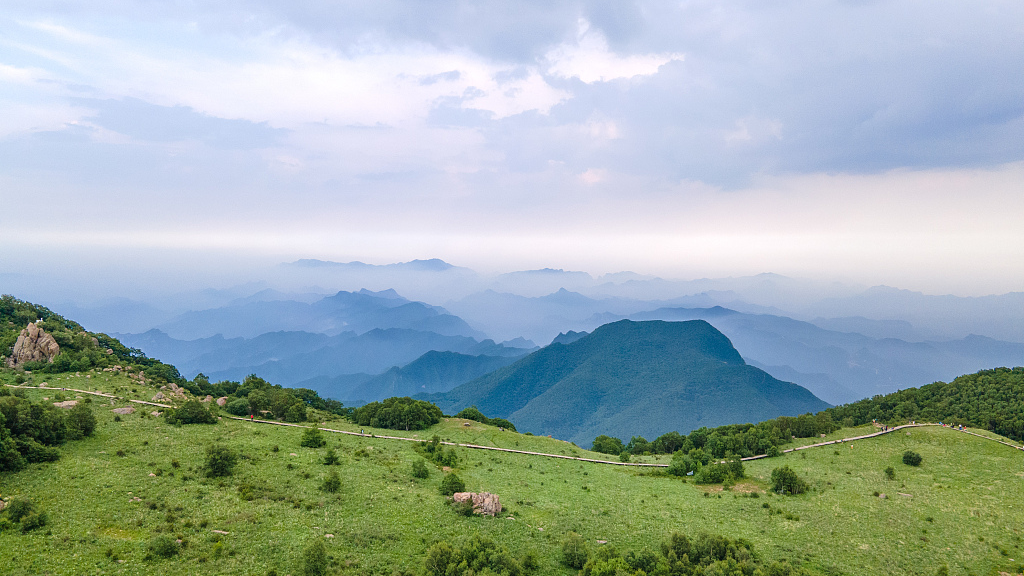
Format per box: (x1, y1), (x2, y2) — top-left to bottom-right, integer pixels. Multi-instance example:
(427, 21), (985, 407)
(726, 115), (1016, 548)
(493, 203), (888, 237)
(2, 0), (1023, 294)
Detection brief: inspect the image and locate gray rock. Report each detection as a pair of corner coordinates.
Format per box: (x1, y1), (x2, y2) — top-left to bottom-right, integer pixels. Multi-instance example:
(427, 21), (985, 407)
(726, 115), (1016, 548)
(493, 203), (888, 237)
(452, 492), (503, 516)
(6, 323), (60, 368)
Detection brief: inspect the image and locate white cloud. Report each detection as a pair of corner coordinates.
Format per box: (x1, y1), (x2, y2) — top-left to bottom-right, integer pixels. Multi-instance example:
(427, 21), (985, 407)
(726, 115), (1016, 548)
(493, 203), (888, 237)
(545, 19), (684, 83)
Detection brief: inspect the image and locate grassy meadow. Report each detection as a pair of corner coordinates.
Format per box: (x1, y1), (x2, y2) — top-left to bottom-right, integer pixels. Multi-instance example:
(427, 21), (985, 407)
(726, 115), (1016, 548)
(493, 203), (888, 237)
(2, 372), (1024, 576)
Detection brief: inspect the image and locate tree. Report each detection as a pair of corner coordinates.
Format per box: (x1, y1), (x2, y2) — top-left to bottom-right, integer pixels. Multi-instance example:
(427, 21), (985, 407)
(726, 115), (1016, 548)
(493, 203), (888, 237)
(67, 403), (97, 438)
(770, 465), (808, 495)
(591, 435), (625, 455)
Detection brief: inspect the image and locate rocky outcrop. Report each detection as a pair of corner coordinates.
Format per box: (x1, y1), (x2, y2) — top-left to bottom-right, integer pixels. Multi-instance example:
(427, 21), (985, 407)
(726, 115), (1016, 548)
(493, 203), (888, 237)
(112, 406), (136, 415)
(216, 397), (228, 407)
(5, 323), (60, 368)
(53, 400), (79, 409)
(452, 492), (502, 516)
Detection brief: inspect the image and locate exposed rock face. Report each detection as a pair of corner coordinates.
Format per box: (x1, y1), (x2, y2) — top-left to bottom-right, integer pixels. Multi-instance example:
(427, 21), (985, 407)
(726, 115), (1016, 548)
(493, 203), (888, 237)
(53, 400), (79, 409)
(5, 323), (60, 368)
(152, 392), (165, 401)
(452, 492), (502, 516)
(112, 406), (135, 415)
(216, 397), (228, 407)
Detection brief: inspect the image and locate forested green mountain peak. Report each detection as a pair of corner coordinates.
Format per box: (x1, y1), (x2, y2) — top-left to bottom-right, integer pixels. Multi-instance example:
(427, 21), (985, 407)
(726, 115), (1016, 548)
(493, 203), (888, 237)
(434, 319), (828, 444)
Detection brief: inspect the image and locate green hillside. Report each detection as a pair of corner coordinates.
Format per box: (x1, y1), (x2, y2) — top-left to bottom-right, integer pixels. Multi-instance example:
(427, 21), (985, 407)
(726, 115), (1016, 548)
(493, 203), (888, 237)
(824, 367), (1024, 441)
(3, 375), (1024, 576)
(433, 320), (830, 445)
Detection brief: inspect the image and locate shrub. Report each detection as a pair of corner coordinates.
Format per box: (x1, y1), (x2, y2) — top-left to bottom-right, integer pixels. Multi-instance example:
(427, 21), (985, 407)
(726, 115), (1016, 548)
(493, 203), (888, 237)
(439, 473), (465, 496)
(903, 451), (922, 466)
(618, 451), (631, 463)
(561, 531), (589, 569)
(302, 540), (329, 576)
(165, 400), (217, 425)
(884, 466), (896, 480)
(412, 459), (429, 479)
(20, 510), (48, 532)
(322, 449), (339, 465)
(321, 470), (341, 493)
(67, 404), (96, 438)
(452, 499), (475, 516)
(203, 444), (239, 478)
(771, 466), (809, 495)
(766, 445), (781, 458)
(5, 498), (35, 523)
(300, 428), (326, 449)
(425, 535), (524, 576)
(149, 534), (180, 558)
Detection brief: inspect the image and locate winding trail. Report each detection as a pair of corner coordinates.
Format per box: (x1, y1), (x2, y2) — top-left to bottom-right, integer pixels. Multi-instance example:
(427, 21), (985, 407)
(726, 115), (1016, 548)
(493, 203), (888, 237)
(7, 384), (1022, 467)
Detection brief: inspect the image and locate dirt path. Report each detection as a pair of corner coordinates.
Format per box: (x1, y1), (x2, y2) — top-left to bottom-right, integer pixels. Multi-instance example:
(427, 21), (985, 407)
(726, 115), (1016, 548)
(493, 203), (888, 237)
(223, 416), (1024, 468)
(7, 384), (1021, 467)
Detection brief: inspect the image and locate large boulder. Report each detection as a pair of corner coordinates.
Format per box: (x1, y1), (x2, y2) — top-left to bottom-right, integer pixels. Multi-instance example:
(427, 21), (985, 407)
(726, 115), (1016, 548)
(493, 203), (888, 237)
(452, 492), (502, 516)
(5, 323), (60, 368)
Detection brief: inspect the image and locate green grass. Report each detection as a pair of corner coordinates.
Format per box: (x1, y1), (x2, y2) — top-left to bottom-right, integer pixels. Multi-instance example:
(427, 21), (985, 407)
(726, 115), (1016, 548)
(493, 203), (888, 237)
(3, 373), (1024, 576)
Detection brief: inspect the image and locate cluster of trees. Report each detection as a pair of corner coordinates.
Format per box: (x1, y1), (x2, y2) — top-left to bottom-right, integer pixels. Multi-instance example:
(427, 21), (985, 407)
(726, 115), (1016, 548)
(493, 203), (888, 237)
(352, 396), (442, 431)
(592, 412), (840, 459)
(453, 406), (517, 431)
(215, 375), (346, 423)
(0, 388), (96, 472)
(667, 450), (745, 484)
(425, 534), (536, 576)
(565, 531), (815, 576)
(825, 367), (1024, 441)
(1, 295), (184, 384)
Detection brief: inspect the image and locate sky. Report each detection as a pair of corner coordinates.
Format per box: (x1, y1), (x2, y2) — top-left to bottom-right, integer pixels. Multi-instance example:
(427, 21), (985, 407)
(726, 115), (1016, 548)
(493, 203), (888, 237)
(1, 0), (1023, 296)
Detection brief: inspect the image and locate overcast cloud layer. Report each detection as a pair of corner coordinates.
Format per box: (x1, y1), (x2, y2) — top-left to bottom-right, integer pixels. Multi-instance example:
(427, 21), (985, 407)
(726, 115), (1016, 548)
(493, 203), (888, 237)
(1, 1), (1023, 294)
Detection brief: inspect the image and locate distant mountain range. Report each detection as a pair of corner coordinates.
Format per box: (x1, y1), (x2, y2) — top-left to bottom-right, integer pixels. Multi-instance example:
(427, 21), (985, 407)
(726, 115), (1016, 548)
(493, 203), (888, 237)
(430, 319), (829, 445)
(115, 327), (533, 394)
(153, 289), (484, 340)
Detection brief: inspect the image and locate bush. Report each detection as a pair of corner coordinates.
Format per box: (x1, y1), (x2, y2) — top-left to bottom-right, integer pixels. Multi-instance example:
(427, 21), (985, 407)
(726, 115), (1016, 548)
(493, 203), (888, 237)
(165, 400), (217, 425)
(302, 540), (329, 576)
(884, 466), (896, 480)
(412, 459), (429, 479)
(300, 427), (326, 448)
(903, 451), (922, 466)
(562, 531), (589, 569)
(619, 451), (631, 463)
(667, 452), (695, 477)
(67, 403), (96, 438)
(439, 473), (465, 496)
(425, 535), (524, 576)
(19, 510), (48, 532)
(322, 449), (339, 465)
(321, 470), (341, 493)
(770, 466), (809, 495)
(5, 498), (35, 523)
(149, 534), (180, 558)
(203, 444), (239, 478)
(766, 445), (781, 458)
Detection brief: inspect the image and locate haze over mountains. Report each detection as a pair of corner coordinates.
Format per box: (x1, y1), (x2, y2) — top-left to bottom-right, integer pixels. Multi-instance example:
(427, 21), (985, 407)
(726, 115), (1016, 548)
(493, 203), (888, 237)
(9, 258), (1022, 422)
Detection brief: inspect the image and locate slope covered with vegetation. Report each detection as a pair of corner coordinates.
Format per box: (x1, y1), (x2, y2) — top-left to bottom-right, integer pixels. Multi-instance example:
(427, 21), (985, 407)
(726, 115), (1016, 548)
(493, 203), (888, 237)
(433, 320), (830, 445)
(825, 367), (1024, 441)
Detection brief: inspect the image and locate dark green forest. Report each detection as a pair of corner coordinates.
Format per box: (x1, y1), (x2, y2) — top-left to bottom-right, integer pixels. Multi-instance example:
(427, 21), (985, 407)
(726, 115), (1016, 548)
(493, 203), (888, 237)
(824, 367), (1024, 441)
